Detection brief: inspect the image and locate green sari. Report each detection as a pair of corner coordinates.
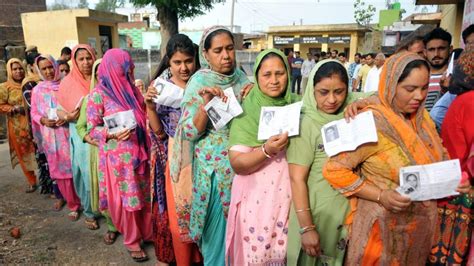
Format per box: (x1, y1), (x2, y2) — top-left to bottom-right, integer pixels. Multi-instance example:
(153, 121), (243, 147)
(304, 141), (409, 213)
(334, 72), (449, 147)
(286, 59), (367, 266)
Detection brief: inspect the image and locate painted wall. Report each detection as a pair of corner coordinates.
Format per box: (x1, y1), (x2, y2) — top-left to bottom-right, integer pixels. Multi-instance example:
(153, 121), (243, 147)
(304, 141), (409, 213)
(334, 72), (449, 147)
(439, 4), (464, 48)
(21, 10), (80, 59)
(77, 18), (120, 57)
(378, 9), (402, 30)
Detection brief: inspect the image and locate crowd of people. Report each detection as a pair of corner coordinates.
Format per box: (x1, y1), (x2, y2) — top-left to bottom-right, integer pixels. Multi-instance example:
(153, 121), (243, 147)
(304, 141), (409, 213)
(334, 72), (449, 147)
(0, 23), (473, 265)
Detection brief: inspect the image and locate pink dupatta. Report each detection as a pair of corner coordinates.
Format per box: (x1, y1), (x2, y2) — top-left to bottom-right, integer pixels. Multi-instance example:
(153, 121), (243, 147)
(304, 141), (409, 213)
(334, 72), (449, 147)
(57, 44), (96, 112)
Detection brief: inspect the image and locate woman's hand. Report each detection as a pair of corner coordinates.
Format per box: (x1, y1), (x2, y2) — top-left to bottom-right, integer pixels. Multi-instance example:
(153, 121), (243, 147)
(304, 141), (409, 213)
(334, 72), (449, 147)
(145, 85), (158, 109)
(84, 134), (99, 146)
(40, 117), (57, 128)
(198, 87), (226, 105)
(344, 98), (369, 122)
(379, 189), (411, 213)
(58, 109), (80, 122)
(456, 173), (471, 194)
(55, 117), (67, 127)
(107, 129), (131, 142)
(264, 132), (289, 156)
(240, 83), (254, 100)
(301, 230), (321, 257)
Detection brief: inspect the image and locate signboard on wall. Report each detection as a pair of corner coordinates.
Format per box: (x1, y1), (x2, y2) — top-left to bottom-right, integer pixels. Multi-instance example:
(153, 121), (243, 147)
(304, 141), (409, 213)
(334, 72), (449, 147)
(328, 36), (351, 44)
(301, 36), (327, 44)
(273, 36), (299, 45)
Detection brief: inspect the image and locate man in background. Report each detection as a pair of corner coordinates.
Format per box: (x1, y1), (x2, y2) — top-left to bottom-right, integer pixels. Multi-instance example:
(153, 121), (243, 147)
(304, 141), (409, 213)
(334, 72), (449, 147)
(423, 28), (452, 111)
(58, 47), (72, 63)
(330, 49), (338, 59)
(301, 53), (316, 93)
(338, 52), (350, 69)
(348, 53), (361, 91)
(291, 51), (304, 94)
(363, 53), (385, 92)
(354, 53), (374, 92)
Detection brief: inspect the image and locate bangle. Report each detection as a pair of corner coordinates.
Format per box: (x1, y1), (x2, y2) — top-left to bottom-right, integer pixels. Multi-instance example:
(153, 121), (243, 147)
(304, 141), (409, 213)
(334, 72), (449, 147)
(377, 189), (384, 203)
(261, 143), (272, 158)
(295, 208), (311, 213)
(299, 225), (316, 235)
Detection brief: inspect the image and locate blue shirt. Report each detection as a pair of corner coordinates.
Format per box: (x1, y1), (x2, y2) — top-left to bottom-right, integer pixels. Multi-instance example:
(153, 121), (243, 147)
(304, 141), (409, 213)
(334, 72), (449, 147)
(291, 57), (304, 76)
(429, 92), (456, 130)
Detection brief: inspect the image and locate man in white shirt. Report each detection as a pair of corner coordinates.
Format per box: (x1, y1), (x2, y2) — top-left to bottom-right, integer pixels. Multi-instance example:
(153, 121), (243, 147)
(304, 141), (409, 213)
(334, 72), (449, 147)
(363, 53), (385, 93)
(300, 53), (316, 93)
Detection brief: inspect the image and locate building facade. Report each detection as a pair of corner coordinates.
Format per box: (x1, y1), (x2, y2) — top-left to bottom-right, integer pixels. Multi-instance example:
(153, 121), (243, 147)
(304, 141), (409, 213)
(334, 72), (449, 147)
(267, 23), (369, 61)
(21, 9), (127, 58)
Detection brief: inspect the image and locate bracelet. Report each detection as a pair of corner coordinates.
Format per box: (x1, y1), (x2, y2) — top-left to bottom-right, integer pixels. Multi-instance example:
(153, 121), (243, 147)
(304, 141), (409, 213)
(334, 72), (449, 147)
(299, 225), (316, 235)
(261, 144), (272, 158)
(295, 208), (311, 213)
(377, 189), (384, 203)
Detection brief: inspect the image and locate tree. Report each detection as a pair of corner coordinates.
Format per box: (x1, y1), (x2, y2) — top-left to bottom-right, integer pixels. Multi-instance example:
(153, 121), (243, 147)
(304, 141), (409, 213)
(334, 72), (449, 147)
(49, 0), (71, 10)
(95, 0), (125, 12)
(129, 0), (225, 56)
(77, 0), (90, 9)
(354, 0), (376, 28)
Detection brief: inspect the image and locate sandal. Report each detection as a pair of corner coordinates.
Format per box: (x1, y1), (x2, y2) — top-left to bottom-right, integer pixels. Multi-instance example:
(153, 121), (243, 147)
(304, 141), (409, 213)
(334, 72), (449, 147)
(67, 211), (80, 221)
(85, 218), (99, 230)
(25, 185), (38, 193)
(53, 199), (66, 211)
(103, 231), (118, 245)
(127, 249), (149, 263)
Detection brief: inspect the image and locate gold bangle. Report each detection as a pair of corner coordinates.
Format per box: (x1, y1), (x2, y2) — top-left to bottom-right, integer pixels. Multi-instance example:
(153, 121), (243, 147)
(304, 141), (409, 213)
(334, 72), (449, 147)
(295, 208), (311, 213)
(377, 189), (384, 203)
(261, 144), (272, 158)
(299, 225), (316, 235)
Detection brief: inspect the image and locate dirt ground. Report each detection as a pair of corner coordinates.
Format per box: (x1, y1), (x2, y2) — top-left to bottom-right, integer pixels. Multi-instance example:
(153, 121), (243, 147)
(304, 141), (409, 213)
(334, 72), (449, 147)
(0, 142), (156, 265)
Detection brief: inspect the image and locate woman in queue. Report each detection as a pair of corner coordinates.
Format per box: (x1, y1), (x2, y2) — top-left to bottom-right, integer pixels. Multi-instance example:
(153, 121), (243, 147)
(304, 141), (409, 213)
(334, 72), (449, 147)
(226, 48), (296, 265)
(30, 55), (81, 219)
(57, 44), (98, 229)
(0, 58), (38, 192)
(86, 49), (152, 262)
(287, 59), (367, 265)
(171, 26), (252, 265)
(145, 34), (202, 265)
(322, 52), (470, 264)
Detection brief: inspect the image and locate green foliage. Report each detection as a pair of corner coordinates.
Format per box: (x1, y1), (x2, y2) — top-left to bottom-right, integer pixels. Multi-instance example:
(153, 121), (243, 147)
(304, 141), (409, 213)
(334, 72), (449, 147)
(354, 0), (376, 27)
(129, 0), (225, 19)
(95, 0), (125, 12)
(48, 0), (71, 10)
(77, 0), (89, 8)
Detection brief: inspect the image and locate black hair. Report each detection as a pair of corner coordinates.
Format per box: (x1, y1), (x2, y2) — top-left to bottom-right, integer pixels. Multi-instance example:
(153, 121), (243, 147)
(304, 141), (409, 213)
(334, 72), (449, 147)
(462, 24), (474, 44)
(364, 53), (375, 59)
(332, 49), (338, 54)
(314, 53), (321, 58)
(355, 52), (362, 57)
(256, 52), (286, 77)
(452, 48), (464, 61)
(313, 61), (349, 87)
(61, 46), (72, 56)
(398, 60), (430, 83)
(152, 34), (198, 80)
(74, 48), (90, 59)
(203, 29), (234, 51)
(338, 52), (346, 57)
(26, 52), (40, 65)
(57, 60), (69, 68)
(423, 28), (452, 46)
(320, 51), (327, 57)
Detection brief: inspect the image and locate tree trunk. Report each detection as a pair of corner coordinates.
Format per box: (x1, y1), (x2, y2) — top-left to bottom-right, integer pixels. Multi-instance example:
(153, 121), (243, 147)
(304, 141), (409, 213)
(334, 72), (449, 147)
(157, 5), (178, 58)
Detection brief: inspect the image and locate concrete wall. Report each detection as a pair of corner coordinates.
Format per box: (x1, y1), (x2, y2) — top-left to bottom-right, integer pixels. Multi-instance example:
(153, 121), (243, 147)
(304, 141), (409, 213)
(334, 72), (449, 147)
(77, 18), (120, 58)
(439, 4), (465, 48)
(21, 10), (80, 59)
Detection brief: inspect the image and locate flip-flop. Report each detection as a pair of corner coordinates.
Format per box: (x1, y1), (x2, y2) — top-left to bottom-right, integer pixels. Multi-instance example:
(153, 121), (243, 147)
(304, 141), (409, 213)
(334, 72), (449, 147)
(127, 249), (149, 263)
(68, 211), (80, 221)
(103, 231), (118, 245)
(85, 218), (99, 230)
